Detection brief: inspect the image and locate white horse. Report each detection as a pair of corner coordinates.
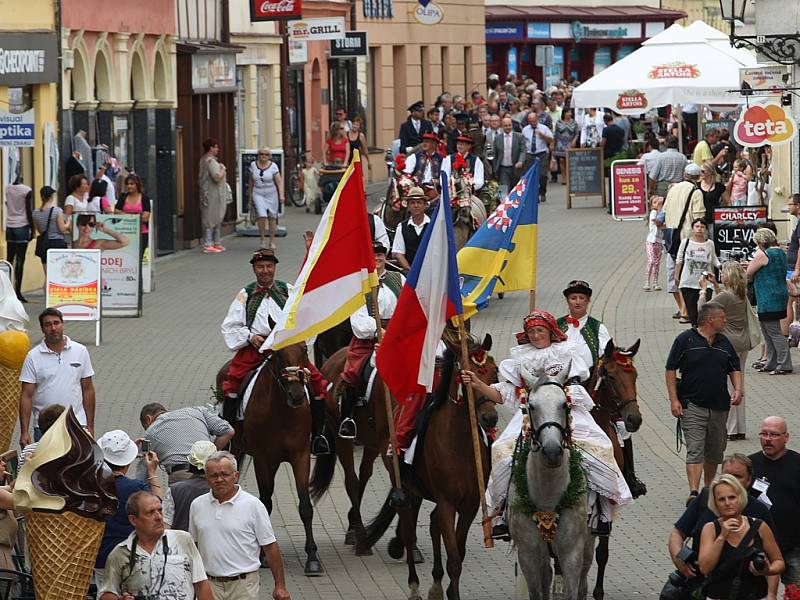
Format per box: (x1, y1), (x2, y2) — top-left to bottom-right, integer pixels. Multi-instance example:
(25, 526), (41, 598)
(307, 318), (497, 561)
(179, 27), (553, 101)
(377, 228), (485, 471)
(509, 365), (594, 600)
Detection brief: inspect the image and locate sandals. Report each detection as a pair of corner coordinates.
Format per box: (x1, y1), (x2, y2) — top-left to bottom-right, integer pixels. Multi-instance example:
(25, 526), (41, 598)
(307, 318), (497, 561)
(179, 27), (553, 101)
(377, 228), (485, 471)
(679, 317), (691, 324)
(769, 369), (793, 375)
(752, 360), (766, 369)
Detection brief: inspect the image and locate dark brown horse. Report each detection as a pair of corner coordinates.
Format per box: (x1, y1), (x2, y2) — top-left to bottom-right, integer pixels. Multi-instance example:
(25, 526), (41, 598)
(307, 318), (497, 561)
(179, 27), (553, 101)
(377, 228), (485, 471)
(588, 338), (642, 600)
(355, 343), (500, 600)
(216, 343), (324, 576)
(311, 334), (495, 560)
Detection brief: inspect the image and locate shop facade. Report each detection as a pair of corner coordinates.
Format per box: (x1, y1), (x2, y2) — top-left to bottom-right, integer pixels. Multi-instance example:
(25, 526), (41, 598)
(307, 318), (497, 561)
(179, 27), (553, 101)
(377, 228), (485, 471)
(485, 6), (685, 85)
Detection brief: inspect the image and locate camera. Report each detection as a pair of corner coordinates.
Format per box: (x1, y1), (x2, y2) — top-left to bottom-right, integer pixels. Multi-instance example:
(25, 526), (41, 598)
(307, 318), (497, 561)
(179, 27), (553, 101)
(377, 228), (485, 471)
(139, 439), (150, 453)
(749, 548), (767, 572)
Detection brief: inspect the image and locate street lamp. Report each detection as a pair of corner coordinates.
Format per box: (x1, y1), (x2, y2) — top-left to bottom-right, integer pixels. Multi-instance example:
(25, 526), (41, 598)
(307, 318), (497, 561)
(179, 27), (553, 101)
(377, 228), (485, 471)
(720, 0), (800, 65)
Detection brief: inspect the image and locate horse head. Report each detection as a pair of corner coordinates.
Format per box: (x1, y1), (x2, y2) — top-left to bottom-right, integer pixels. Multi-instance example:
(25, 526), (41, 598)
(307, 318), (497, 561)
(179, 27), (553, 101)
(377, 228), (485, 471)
(466, 333), (499, 432)
(274, 343), (312, 408)
(522, 363), (571, 469)
(597, 338), (642, 432)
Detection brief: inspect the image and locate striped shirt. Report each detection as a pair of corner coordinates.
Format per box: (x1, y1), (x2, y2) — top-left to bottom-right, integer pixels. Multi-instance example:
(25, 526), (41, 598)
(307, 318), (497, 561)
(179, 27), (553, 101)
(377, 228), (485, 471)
(145, 406), (233, 469)
(648, 148), (688, 184)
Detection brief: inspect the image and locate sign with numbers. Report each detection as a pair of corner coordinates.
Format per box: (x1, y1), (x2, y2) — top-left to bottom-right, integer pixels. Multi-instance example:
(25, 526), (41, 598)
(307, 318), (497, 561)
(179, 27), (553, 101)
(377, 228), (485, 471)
(610, 160), (647, 220)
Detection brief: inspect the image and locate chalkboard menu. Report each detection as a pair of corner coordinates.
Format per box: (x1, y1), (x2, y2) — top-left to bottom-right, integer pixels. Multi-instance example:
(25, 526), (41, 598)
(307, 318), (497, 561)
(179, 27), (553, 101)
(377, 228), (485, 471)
(566, 147), (604, 208)
(238, 149), (284, 216)
(713, 206), (767, 261)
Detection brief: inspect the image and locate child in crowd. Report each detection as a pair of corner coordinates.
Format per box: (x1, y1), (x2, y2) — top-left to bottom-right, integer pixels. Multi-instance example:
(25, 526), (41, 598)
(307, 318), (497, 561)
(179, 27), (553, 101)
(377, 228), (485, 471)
(644, 196), (665, 291)
(728, 159), (749, 206)
(300, 156), (319, 213)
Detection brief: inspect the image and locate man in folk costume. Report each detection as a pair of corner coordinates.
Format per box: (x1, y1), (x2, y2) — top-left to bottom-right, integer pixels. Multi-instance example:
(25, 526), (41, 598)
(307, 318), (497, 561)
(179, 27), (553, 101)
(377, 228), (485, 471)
(442, 135), (485, 192)
(220, 248), (331, 456)
(403, 132), (443, 193)
(557, 279), (647, 498)
(398, 101), (433, 152)
(391, 187), (430, 271)
(338, 242), (405, 438)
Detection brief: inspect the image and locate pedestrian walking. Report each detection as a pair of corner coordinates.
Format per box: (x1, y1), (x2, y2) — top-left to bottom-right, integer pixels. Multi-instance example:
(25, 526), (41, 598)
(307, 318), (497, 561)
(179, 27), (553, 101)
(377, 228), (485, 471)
(19, 308), (95, 446)
(675, 218), (720, 327)
(643, 196), (664, 292)
(648, 135), (687, 198)
(163, 440), (214, 532)
(189, 451), (291, 600)
(115, 174), (152, 258)
(32, 186), (70, 282)
(747, 228), (792, 375)
(4, 179), (33, 302)
(666, 301), (743, 503)
(248, 148), (284, 250)
(198, 137), (228, 254)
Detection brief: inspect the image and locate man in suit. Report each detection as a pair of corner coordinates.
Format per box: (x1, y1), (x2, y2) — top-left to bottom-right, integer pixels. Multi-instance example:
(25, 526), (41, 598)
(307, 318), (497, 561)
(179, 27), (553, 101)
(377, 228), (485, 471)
(446, 113), (470, 155)
(399, 101), (432, 153)
(493, 116), (526, 194)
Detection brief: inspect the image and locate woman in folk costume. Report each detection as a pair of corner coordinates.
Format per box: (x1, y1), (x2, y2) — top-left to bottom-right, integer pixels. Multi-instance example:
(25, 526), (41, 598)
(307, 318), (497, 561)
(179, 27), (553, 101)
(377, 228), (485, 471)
(462, 310), (632, 541)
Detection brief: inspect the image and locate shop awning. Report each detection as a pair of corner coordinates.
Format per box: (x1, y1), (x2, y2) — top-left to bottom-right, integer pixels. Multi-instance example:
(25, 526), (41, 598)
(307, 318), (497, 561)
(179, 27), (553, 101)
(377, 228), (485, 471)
(485, 4), (686, 22)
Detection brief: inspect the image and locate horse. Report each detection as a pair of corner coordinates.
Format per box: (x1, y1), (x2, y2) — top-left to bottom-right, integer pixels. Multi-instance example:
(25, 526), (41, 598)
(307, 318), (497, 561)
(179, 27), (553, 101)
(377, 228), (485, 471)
(379, 168), (415, 242)
(508, 365), (594, 600)
(311, 334), (496, 564)
(216, 343), (324, 576)
(448, 168), (486, 252)
(588, 338), (642, 600)
(355, 343), (500, 600)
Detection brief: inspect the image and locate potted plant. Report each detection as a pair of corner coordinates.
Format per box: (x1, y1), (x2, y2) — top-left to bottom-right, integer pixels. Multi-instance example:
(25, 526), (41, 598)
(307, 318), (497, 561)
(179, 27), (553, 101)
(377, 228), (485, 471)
(632, 120), (646, 141)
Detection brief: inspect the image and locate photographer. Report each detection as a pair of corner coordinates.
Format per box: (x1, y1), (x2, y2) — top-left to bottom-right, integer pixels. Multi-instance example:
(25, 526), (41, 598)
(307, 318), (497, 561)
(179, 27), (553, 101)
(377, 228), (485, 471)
(100, 491), (212, 600)
(698, 475), (783, 600)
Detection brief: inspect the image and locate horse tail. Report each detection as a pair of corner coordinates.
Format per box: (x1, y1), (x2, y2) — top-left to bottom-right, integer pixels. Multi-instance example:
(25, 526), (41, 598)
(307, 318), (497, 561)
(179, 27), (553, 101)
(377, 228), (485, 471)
(356, 489), (396, 554)
(309, 423), (337, 502)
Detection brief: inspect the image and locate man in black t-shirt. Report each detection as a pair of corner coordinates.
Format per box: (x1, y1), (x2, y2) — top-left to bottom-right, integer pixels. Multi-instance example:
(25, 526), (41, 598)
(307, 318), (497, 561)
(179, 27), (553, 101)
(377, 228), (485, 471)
(666, 302), (743, 501)
(750, 416), (800, 591)
(600, 112), (625, 158)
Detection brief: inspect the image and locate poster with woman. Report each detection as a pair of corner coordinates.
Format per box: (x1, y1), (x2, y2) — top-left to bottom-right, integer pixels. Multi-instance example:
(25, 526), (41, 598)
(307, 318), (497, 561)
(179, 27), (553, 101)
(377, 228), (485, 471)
(71, 213), (140, 316)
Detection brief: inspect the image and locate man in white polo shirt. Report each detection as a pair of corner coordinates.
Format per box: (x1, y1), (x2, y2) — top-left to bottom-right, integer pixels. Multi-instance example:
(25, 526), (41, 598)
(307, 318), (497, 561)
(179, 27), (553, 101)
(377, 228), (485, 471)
(189, 451), (290, 600)
(18, 308), (95, 447)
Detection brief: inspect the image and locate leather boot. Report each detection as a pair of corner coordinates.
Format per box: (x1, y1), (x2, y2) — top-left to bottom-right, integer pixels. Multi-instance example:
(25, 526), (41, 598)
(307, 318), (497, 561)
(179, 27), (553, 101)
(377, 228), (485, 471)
(221, 394), (239, 426)
(622, 437), (647, 498)
(310, 395), (331, 456)
(338, 386), (357, 439)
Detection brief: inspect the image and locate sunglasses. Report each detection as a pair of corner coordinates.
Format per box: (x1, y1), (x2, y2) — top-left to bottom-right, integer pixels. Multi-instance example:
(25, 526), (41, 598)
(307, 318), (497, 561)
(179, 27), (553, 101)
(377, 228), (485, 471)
(258, 153), (269, 157)
(81, 221), (96, 227)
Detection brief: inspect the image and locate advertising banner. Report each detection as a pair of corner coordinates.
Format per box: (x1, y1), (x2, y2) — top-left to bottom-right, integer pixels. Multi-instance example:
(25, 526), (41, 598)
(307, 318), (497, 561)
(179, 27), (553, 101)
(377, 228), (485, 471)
(249, 0), (302, 21)
(733, 102), (797, 148)
(713, 206), (767, 261)
(0, 109), (34, 147)
(46, 249), (101, 321)
(330, 32), (367, 58)
(288, 18), (345, 41)
(740, 65), (789, 96)
(610, 160), (648, 220)
(71, 214), (141, 316)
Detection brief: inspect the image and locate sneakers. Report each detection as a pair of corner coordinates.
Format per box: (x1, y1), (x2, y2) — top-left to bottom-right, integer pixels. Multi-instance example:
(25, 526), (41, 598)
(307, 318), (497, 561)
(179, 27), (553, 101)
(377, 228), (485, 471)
(338, 418), (357, 439)
(203, 245), (221, 254)
(213, 245), (226, 252)
(653, 284), (662, 291)
(643, 285), (651, 292)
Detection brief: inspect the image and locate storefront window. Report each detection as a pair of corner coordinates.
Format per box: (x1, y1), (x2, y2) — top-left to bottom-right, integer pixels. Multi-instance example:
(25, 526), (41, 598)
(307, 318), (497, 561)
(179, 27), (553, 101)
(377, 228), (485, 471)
(288, 68), (305, 159)
(329, 60), (351, 121)
(363, 0), (392, 18)
(593, 47), (612, 75)
(507, 47), (518, 78)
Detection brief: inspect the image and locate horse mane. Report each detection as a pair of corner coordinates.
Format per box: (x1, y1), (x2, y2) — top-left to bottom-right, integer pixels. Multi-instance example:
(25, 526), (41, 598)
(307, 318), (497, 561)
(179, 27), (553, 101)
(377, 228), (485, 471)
(432, 347), (456, 410)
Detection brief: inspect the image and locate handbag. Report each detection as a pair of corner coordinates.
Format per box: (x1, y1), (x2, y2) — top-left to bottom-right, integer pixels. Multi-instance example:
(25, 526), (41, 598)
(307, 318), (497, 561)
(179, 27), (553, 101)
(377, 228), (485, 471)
(745, 298), (762, 350)
(34, 207), (54, 259)
(667, 184), (698, 259)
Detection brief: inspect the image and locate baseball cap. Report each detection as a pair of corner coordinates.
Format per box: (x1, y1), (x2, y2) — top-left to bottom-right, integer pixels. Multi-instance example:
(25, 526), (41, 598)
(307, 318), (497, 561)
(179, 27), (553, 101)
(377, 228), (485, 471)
(684, 163), (702, 177)
(98, 430), (139, 467)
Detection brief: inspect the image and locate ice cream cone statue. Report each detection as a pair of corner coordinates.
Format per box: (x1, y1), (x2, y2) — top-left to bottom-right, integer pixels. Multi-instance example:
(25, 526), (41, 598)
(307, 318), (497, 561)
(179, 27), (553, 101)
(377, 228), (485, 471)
(0, 271), (29, 452)
(14, 407), (117, 599)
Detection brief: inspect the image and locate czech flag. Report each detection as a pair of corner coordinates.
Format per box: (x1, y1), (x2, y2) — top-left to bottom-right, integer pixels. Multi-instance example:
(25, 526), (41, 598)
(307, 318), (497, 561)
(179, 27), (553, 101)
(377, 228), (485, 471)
(377, 172), (463, 400)
(264, 151), (378, 350)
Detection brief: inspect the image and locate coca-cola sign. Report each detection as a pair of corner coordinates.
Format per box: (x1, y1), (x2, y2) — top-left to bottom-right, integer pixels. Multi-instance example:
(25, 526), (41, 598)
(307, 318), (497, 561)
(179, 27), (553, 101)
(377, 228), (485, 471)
(250, 0), (302, 21)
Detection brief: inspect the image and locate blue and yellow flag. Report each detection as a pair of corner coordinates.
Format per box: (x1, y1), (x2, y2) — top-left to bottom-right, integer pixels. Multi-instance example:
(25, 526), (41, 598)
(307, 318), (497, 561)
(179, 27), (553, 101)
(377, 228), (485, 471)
(457, 161), (539, 320)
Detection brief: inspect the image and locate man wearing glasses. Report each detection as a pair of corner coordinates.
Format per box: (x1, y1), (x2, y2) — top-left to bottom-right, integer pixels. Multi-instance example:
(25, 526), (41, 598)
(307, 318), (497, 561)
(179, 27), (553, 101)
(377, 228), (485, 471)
(750, 416), (800, 592)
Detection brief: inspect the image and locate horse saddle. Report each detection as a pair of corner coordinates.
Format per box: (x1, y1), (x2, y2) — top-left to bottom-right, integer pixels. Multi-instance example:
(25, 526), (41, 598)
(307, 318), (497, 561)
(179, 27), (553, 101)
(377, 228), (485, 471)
(355, 354), (378, 405)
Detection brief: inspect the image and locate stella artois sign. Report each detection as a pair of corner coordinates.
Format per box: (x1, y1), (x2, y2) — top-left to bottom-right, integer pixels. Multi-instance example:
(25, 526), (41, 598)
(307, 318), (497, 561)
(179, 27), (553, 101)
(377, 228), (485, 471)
(250, 0), (302, 21)
(648, 62), (700, 80)
(616, 89), (647, 111)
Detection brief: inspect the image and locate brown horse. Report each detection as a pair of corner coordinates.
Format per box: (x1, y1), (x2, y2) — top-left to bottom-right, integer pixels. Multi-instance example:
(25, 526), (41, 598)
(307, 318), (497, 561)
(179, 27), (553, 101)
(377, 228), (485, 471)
(216, 343), (324, 576)
(379, 170), (414, 241)
(356, 344), (500, 600)
(311, 334), (495, 559)
(588, 338), (642, 600)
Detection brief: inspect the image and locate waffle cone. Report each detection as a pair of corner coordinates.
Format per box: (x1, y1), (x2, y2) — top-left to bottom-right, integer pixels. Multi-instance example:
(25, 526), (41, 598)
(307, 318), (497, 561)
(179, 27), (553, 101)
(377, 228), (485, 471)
(0, 365), (20, 453)
(26, 511), (106, 600)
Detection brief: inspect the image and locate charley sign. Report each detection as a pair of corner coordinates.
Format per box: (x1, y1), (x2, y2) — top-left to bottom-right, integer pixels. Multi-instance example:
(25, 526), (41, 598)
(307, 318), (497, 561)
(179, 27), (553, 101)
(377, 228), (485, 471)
(288, 18), (345, 41)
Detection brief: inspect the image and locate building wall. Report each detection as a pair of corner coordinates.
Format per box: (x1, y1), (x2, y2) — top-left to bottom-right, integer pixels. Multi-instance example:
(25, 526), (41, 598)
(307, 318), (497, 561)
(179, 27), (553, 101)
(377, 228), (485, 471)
(485, 0), (658, 5)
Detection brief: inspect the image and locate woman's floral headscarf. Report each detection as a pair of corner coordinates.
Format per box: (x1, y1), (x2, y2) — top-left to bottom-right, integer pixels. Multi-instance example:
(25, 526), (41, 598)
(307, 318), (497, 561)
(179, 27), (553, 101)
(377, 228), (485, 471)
(515, 310), (568, 345)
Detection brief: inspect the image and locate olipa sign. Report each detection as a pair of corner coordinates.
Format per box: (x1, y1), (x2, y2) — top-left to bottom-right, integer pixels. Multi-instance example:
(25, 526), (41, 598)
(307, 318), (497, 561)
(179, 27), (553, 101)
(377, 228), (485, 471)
(734, 103), (797, 148)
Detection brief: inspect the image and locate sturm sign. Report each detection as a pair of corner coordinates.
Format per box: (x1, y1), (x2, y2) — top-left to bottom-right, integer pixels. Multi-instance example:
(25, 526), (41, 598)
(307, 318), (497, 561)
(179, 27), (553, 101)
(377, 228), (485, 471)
(249, 0), (302, 21)
(288, 18), (345, 41)
(330, 32), (367, 58)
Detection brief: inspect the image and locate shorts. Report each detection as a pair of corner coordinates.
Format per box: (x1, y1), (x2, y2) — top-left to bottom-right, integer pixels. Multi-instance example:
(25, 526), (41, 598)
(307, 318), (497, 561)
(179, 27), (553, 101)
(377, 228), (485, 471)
(681, 402), (728, 464)
(783, 547), (800, 586)
(6, 225), (31, 243)
(667, 254), (678, 293)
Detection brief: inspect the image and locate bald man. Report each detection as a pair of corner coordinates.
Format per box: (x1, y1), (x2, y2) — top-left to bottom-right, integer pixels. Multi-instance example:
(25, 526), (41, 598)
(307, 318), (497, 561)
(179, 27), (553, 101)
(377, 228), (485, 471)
(749, 416), (800, 590)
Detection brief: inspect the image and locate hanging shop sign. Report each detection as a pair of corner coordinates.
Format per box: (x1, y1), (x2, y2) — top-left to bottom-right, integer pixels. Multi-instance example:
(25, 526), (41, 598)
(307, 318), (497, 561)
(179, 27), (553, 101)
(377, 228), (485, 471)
(0, 109), (34, 147)
(411, 2), (443, 25)
(739, 65), (789, 96)
(288, 18), (345, 41)
(0, 32), (58, 86)
(249, 0), (302, 21)
(191, 53), (237, 94)
(733, 102), (797, 148)
(330, 32), (367, 58)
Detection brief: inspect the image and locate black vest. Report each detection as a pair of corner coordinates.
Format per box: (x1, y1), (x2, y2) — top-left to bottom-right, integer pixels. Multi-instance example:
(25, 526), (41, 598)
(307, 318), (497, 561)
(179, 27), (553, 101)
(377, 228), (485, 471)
(402, 219), (429, 264)
(412, 151), (442, 183)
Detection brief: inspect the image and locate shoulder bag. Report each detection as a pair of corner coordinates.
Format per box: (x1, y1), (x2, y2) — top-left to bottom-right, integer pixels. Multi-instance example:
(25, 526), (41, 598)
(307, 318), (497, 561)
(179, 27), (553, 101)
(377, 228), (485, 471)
(745, 298), (762, 350)
(34, 208), (54, 259)
(668, 184), (699, 259)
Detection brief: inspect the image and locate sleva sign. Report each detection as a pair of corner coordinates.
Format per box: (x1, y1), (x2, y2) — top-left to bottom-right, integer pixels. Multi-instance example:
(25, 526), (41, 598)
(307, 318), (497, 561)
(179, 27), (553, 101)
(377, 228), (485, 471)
(249, 0), (302, 20)
(288, 18), (345, 41)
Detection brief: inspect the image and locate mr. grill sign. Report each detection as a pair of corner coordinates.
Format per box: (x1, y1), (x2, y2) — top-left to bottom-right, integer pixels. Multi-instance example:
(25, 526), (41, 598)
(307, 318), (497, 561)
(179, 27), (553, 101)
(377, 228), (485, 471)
(288, 17), (345, 41)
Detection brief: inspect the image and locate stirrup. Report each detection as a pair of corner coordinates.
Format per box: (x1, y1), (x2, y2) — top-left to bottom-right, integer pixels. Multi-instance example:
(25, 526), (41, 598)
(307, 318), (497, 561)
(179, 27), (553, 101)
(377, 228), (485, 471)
(338, 418), (357, 439)
(627, 476), (648, 499)
(311, 435), (331, 456)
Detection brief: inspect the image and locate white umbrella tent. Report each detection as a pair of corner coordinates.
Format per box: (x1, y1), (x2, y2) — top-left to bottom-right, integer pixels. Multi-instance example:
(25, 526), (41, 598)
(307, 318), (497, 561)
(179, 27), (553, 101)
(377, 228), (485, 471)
(571, 22), (757, 115)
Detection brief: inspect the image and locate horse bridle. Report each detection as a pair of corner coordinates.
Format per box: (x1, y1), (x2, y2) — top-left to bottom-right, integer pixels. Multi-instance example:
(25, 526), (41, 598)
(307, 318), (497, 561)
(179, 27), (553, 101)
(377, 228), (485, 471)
(527, 380), (572, 452)
(594, 361), (638, 414)
(266, 352), (311, 393)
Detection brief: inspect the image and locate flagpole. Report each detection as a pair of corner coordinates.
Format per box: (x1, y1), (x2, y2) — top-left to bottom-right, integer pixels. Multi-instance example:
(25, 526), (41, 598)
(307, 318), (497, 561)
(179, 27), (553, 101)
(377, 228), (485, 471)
(529, 289), (536, 312)
(371, 287), (405, 501)
(455, 313), (494, 549)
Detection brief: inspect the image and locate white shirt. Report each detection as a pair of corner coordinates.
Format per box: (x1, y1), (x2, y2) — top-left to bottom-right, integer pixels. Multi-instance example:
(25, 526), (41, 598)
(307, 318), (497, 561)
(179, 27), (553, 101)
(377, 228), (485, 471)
(350, 272), (406, 339)
(221, 285), (288, 350)
(502, 132), (513, 166)
(189, 487), (276, 577)
(391, 214), (431, 257)
(561, 314), (611, 371)
(411, 118), (421, 134)
(641, 149), (661, 177)
(403, 153), (434, 184)
(102, 174), (116, 205)
(19, 336), (93, 426)
(441, 153), (484, 190)
(371, 214), (390, 249)
(579, 111), (606, 146)
(522, 123), (553, 154)
(65, 193), (102, 214)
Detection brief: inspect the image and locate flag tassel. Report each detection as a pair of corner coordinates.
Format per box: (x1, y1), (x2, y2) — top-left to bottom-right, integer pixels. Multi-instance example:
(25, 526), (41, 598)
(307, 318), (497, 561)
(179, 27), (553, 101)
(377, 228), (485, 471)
(456, 313), (494, 549)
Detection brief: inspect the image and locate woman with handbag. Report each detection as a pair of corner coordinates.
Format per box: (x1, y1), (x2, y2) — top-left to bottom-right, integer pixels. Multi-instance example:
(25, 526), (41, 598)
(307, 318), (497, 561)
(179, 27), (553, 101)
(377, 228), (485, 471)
(675, 218), (720, 326)
(698, 475), (783, 600)
(32, 186), (69, 281)
(700, 261), (759, 440)
(198, 137), (228, 254)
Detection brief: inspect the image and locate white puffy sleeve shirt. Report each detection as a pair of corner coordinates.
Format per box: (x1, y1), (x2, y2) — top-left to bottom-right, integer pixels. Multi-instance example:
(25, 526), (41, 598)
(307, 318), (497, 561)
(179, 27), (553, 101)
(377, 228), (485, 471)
(349, 274), (406, 339)
(221, 286), (290, 351)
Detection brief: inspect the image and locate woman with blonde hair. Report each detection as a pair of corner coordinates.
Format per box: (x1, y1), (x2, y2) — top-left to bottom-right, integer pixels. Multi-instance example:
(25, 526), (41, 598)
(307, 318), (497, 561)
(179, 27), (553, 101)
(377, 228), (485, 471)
(701, 261), (754, 440)
(248, 147), (283, 249)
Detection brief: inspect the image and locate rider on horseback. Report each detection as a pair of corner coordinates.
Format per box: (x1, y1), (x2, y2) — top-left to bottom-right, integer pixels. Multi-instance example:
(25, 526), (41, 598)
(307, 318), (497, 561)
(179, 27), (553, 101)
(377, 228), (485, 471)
(403, 132), (443, 196)
(220, 248), (332, 456)
(338, 242), (405, 439)
(461, 310), (632, 541)
(391, 188), (430, 271)
(558, 279), (647, 498)
(442, 135), (485, 193)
